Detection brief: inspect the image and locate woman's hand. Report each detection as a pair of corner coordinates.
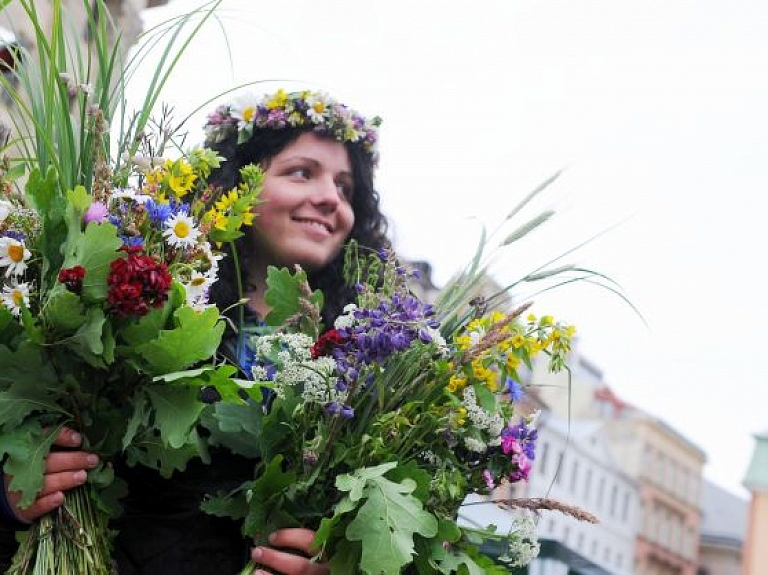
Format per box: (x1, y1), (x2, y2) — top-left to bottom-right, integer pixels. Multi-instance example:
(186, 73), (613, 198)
(251, 528), (329, 575)
(3, 427), (99, 523)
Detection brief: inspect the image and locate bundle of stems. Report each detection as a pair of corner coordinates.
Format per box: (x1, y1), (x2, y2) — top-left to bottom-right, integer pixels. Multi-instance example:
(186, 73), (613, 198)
(8, 485), (113, 575)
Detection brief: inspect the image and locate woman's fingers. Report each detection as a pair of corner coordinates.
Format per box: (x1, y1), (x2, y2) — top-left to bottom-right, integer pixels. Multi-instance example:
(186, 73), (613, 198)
(251, 547), (327, 575)
(44, 451), (99, 474)
(51, 427), (83, 449)
(251, 529), (328, 575)
(10, 491), (64, 523)
(267, 529), (319, 556)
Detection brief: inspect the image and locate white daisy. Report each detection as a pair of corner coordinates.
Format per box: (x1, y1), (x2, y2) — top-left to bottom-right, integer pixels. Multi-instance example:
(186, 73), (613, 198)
(1, 281), (31, 317)
(305, 93), (329, 124)
(0, 237), (31, 276)
(0, 200), (13, 222)
(230, 93), (260, 130)
(163, 213), (201, 249)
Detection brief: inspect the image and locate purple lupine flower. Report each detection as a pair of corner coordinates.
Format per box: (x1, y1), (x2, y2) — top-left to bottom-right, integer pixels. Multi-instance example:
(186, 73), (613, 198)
(3, 230), (26, 241)
(341, 405), (355, 419)
(325, 402), (342, 417)
(84, 201), (109, 224)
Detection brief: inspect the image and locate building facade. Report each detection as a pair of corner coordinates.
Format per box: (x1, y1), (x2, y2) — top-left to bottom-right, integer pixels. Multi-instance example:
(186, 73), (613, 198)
(697, 480), (746, 575)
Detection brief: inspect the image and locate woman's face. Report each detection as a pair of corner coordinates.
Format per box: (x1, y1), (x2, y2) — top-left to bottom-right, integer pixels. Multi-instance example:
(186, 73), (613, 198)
(250, 132), (355, 272)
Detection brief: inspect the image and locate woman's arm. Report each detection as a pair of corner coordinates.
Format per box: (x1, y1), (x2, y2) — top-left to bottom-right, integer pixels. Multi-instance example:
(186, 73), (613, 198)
(251, 528), (329, 575)
(2, 427), (99, 523)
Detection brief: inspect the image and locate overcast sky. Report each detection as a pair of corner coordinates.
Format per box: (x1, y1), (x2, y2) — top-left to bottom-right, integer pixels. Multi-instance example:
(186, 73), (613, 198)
(128, 0), (768, 498)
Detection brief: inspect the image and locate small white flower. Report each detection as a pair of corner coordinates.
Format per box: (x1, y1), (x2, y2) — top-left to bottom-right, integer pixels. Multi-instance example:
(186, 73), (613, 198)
(0, 200), (13, 222)
(305, 93), (329, 123)
(1, 281), (30, 316)
(230, 93), (260, 130)
(109, 188), (150, 205)
(163, 213), (201, 249)
(0, 237), (31, 276)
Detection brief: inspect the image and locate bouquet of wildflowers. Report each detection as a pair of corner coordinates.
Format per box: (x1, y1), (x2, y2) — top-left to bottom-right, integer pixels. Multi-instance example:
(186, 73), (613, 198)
(201, 242), (578, 575)
(0, 1), (261, 572)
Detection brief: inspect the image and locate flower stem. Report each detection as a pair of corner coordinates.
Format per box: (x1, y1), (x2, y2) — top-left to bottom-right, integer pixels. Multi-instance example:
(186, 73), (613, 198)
(8, 484), (114, 575)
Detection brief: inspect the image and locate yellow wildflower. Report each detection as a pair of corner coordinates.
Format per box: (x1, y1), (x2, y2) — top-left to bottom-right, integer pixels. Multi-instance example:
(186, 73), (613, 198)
(266, 88), (289, 110)
(455, 407), (467, 426)
(455, 334), (472, 351)
(505, 353), (521, 372)
(512, 334), (526, 349)
(165, 159), (197, 197)
(447, 374), (467, 394)
(490, 310), (506, 323)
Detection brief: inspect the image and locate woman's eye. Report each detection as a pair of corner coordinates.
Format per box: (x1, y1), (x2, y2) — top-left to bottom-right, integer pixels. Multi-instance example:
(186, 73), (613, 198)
(288, 167), (311, 179)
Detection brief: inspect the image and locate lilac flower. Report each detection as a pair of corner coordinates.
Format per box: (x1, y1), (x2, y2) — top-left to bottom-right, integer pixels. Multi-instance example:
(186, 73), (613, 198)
(84, 201), (108, 224)
(482, 469), (496, 490)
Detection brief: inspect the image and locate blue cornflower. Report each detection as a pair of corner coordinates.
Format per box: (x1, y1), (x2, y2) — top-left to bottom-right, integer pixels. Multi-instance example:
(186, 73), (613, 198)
(505, 377), (524, 402)
(145, 198), (173, 224)
(121, 236), (145, 248)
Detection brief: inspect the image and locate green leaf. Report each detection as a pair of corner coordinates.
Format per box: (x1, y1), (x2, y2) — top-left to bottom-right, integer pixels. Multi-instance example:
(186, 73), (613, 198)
(242, 456), (297, 538)
(0, 424), (59, 508)
(25, 168), (66, 289)
(125, 428), (206, 478)
(135, 306), (224, 374)
(0, 309), (22, 346)
(0, 343), (63, 429)
(339, 465), (438, 575)
(326, 539), (362, 575)
(473, 383), (496, 412)
(264, 266), (323, 328)
(120, 283), (184, 349)
(200, 489), (249, 521)
(200, 401), (263, 458)
(122, 393), (149, 450)
(67, 307), (108, 367)
(62, 221), (123, 303)
(145, 385), (204, 449)
(44, 289), (87, 333)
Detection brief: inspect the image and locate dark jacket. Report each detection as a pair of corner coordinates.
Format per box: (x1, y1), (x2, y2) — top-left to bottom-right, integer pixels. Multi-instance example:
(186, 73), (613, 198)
(0, 451), (254, 575)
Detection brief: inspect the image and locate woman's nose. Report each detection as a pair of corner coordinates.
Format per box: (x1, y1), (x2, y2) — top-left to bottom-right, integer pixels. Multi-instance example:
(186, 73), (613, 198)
(311, 176), (341, 210)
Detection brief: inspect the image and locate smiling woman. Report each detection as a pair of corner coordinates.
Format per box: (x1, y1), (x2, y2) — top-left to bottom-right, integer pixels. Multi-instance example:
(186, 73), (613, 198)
(108, 88), (391, 575)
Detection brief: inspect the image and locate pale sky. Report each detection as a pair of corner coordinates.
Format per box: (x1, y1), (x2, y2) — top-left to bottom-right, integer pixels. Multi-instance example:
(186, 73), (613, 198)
(128, 0), (768, 498)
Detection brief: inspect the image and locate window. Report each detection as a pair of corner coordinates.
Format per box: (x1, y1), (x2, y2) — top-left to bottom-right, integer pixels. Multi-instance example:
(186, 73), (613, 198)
(597, 475), (606, 510)
(555, 451), (565, 484)
(539, 442), (549, 476)
(584, 468), (593, 502)
(622, 490), (630, 522)
(570, 461), (579, 493)
(609, 483), (618, 517)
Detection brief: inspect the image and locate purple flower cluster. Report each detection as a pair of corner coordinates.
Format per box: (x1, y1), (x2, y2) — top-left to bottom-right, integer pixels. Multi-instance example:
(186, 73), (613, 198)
(332, 294), (438, 387)
(500, 420), (538, 482)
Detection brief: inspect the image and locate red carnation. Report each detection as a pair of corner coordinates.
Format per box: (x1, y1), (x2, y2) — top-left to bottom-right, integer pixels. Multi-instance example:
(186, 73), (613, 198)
(311, 329), (346, 359)
(107, 249), (172, 317)
(58, 265), (86, 294)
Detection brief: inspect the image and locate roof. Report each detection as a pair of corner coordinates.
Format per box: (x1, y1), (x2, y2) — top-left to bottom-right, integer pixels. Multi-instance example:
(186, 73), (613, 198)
(700, 479), (748, 544)
(743, 429), (768, 491)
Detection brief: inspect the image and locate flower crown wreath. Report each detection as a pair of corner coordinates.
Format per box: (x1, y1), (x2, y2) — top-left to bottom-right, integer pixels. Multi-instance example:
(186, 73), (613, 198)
(203, 89), (383, 163)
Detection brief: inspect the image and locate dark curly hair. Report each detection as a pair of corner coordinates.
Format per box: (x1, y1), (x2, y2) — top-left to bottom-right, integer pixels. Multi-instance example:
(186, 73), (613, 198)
(206, 127), (390, 327)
